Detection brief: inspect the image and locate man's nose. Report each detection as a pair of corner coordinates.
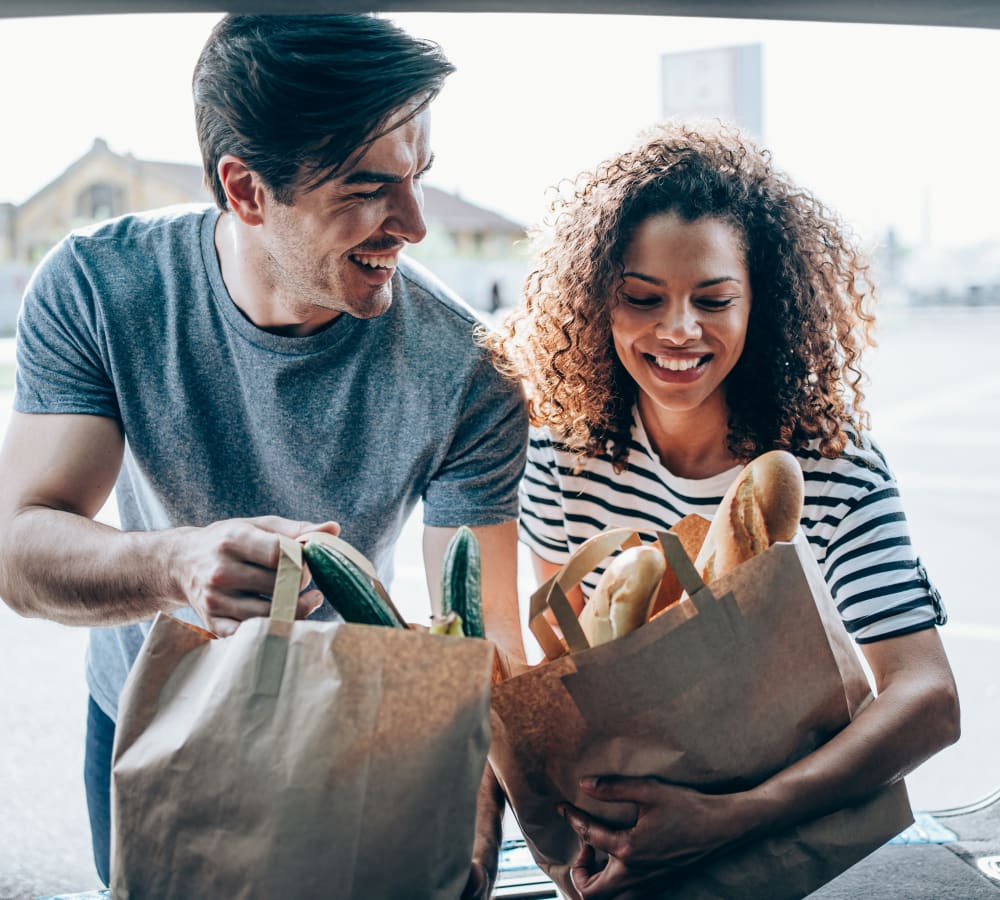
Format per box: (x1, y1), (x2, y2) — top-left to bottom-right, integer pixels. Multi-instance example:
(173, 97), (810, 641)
(384, 183), (427, 245)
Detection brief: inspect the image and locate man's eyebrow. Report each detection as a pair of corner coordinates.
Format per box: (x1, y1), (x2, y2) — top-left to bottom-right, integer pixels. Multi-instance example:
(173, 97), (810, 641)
(341, 154), (435, 186)
(342, 169), (402, 186)
(623, 272), (742, 288)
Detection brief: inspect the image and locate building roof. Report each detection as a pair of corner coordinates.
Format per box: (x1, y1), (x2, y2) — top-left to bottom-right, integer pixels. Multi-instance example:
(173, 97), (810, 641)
(134, 158), (209, 199)
(422, 185), (525, 235)
(14, 138), (525, 236)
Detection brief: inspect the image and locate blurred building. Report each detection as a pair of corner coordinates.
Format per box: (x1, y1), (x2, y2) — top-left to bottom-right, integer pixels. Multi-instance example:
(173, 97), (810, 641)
(897, 242), (1000, 307)
(660, 43), (763, 140)
(0, 138), (529, 334)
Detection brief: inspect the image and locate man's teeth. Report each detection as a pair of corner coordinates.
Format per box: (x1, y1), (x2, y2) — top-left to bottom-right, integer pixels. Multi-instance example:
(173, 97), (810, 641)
(353, 255), (396, 269)
(653, 356), (702, 371)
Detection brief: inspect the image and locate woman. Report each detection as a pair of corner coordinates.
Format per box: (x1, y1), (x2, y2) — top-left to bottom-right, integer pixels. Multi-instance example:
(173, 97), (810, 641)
(486, 121), (959, 899)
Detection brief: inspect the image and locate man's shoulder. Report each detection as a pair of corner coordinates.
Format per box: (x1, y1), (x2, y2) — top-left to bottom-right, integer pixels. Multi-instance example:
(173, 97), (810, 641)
(395, 255), (482, 329)
(25, 204), (218, 325)
(61, 203), (215, 262)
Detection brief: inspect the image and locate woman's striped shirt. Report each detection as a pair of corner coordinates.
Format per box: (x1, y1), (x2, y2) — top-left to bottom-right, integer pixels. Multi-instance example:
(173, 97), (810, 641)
(519, 410), (946, 644)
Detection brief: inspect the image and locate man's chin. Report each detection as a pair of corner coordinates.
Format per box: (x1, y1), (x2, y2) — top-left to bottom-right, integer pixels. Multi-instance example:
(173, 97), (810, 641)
(349, 282), (394, 319)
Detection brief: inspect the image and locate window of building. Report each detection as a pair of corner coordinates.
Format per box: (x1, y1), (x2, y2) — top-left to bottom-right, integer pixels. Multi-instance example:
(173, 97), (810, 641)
(75, 181), (124, 221)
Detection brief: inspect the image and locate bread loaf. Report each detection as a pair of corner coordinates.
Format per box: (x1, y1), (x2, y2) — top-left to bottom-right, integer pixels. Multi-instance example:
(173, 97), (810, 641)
(694, 450), (804, 584)
(578, 545), (666, 646)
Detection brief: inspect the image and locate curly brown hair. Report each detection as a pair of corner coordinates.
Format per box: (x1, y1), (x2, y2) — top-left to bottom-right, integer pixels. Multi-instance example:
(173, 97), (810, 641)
(485, 121), (876, 470)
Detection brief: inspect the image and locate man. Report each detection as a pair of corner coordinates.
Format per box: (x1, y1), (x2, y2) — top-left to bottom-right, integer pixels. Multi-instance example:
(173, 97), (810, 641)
(0, 14), (527, 894)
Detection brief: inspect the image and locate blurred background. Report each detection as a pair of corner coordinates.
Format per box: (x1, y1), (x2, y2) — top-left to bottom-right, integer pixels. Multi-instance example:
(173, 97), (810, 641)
(1, 10), (998, 899)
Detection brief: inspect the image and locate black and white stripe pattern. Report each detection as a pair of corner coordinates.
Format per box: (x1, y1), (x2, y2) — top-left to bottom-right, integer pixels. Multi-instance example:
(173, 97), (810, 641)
(520, 411), (946, 644)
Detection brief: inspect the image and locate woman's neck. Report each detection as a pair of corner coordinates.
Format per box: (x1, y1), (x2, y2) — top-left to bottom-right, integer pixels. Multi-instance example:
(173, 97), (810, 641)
(637, 394), (740, 480)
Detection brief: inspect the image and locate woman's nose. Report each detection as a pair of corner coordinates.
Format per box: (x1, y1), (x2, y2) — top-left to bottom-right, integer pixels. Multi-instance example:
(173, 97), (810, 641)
(654, 302), (701, 343)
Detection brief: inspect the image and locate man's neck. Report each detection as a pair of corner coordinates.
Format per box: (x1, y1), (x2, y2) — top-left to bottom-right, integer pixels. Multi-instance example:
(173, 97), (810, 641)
(213, 211), (339, 336)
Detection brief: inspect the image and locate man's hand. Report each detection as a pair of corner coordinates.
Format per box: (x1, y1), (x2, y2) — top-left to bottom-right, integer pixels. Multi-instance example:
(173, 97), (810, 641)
(560, 776), (736, 900)
(171, 515), (340, 636)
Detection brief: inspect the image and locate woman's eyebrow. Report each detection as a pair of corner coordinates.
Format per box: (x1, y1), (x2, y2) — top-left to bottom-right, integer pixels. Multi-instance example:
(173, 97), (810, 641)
(623, 272), (743, 288)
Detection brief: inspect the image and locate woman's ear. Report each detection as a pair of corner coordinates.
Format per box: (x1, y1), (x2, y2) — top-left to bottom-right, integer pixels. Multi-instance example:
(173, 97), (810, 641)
(217, 154), (265, 226)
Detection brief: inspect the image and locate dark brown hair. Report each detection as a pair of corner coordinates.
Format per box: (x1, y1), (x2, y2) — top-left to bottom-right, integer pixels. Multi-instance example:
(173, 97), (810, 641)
(193, 14), (455, 208)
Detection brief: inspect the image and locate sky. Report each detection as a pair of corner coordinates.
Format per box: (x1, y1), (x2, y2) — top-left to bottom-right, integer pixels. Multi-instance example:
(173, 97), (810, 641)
(0, 11), (998, 250)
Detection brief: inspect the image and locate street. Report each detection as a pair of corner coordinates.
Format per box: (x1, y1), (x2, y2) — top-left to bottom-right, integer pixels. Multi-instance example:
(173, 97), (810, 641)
(1, 305), (998, 899)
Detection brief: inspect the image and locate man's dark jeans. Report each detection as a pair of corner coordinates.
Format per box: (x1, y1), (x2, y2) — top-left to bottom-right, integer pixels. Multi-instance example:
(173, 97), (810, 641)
(84, 695), (114, 887)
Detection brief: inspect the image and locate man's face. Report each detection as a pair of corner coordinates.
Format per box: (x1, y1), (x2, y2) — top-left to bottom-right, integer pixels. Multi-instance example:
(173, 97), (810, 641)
(258, 99), (432, 328)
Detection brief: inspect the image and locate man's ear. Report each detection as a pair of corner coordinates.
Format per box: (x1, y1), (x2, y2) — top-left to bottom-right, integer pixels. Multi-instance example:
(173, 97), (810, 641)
(217, 154), (266, 226)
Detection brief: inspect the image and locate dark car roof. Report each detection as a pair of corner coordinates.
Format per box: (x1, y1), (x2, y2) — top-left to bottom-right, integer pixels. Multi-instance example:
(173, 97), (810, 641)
(2, 0), (999, 29)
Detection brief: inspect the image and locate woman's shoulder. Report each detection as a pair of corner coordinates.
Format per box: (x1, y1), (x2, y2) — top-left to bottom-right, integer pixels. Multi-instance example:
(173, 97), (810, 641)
(792, 427), (897, 495)
(528, 424), (574, 456)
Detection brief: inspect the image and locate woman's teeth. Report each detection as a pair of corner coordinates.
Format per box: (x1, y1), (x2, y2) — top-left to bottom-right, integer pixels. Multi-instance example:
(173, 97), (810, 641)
(652, 356), (703, 371)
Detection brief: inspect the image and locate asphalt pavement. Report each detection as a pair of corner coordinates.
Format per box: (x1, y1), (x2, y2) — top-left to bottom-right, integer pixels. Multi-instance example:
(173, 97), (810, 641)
(2, 305), (999, 899)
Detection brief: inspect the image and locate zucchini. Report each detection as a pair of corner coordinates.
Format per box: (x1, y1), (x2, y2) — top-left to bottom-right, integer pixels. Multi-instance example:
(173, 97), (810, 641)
(303, 541), (406, 629)
(441, 526), (484, 638)
(429, 611), (465, 636)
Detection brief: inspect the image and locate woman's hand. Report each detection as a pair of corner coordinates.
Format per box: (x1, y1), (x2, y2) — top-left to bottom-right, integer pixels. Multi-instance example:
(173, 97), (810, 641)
(560, 776), (738, 899)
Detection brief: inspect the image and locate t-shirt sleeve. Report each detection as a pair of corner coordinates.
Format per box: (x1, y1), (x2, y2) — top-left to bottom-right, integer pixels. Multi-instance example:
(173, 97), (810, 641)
(816, 444), (947, 644)
(14, 236), (119, 420)
(421, 358), (528, 527)
(518, 427), (573, 564)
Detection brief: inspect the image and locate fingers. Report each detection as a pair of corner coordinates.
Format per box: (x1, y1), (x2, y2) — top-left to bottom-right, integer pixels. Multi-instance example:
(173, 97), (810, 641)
(248, 516), (341, 542)
(571, 841), (598, 880)
(235, 518), (340, 569)
(579, 774), (660, 805)
(201, 593), (273, 635)
(296, 588), (324, 618)
(560, 804), (632, 859)
(297, 520), (341, 539)
(207, 615), (242, 638)
(570, 844), (628, 900)
(459, 861), (489, 900)
(180, 517), (343, 630)
(205, 588), (321, 637)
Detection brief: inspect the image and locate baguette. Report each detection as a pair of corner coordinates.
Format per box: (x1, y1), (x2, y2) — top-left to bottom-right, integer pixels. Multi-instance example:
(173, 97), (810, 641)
(694, 450), (805, 584)
(578, 545), (666, 646)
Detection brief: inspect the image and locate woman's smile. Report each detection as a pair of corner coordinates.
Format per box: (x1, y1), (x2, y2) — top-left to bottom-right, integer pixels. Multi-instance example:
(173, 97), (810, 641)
(645, 352), (712, 381)
(611, 212), (751, 424)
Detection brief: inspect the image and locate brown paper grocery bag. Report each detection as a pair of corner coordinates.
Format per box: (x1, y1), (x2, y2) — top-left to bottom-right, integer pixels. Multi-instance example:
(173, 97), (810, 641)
(111, 534), (494, 900)
(490, 521), (914, 900)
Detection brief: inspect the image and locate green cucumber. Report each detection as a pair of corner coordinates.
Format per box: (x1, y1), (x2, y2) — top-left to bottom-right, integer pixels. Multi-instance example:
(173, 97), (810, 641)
(441, 526), (484, 639)
(303, 541), (406, 629)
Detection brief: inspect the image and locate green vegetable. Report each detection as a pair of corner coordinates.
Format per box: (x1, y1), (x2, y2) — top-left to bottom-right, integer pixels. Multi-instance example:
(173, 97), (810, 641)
(440, 526), (484, 639)
(303, 541), (406, 629)
(429, 611), (465, 636)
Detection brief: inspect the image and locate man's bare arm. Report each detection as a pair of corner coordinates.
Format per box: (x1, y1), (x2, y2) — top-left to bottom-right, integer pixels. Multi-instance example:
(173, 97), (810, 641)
(0, 412), (333, 633)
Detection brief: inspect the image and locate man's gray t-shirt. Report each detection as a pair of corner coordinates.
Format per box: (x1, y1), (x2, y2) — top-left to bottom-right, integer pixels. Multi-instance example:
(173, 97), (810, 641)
(14, 205), (527, 721)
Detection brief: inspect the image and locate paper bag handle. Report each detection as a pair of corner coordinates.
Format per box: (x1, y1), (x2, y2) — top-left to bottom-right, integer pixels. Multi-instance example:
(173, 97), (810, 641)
(529, 527), (642, 659)
(270, 536), (304, 624)
(258, 533), (401, 696)
(656, 530), (707, 599)
(529, 526), (728, 661)
(654, 528), (735, 634)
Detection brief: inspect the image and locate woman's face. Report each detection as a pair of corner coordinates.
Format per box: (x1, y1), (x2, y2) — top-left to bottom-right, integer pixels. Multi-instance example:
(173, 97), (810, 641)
(611, 212), (752, 426)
